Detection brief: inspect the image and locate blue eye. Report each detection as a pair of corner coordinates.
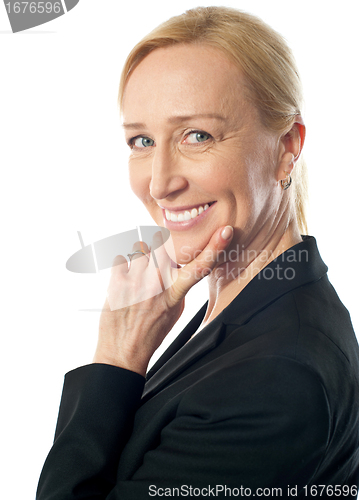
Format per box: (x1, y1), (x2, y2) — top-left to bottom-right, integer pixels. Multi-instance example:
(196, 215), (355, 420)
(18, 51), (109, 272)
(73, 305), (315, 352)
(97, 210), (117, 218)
(186, 131), (211, 144)
(133, 136), (155, 148)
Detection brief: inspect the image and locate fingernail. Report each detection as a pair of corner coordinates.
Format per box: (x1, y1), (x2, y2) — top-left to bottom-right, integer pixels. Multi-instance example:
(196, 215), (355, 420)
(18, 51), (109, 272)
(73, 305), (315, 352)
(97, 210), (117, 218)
(221, 226), (233, 240)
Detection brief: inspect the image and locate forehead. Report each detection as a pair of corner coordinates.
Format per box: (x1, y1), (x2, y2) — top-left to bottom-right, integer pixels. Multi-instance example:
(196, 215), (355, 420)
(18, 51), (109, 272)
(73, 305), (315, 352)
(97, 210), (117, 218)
(122, 44), (250, 121)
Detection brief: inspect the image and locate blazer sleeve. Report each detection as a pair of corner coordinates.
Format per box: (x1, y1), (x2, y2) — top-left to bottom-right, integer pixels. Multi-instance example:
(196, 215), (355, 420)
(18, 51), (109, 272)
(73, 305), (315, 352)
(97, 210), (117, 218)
(37, 357), (331, 499)
(36, 363), (145, 499)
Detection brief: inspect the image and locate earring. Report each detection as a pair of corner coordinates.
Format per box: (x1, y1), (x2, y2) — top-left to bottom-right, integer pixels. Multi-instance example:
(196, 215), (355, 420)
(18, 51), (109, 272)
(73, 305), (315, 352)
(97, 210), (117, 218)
(281, 173), (292, 190)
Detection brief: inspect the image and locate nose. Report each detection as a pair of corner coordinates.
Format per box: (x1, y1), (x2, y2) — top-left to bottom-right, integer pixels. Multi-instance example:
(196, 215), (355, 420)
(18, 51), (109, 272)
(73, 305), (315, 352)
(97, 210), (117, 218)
(149, 144), (188, 201)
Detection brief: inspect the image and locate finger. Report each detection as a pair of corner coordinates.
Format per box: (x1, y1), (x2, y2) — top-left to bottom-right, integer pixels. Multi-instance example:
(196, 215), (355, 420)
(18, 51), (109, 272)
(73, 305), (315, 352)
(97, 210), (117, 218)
(128, 241), (150, 272)
(150, 231), (173, 289)
(111, 254), (128, 276)
(101, 297), (112, 312)
(130, 241), (150, 261)
(172, 225), (234, 300)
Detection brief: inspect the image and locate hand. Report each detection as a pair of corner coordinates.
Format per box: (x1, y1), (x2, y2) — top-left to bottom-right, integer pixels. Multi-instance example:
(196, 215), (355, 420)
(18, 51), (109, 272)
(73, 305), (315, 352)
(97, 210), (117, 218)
(93, 226), (234, 376)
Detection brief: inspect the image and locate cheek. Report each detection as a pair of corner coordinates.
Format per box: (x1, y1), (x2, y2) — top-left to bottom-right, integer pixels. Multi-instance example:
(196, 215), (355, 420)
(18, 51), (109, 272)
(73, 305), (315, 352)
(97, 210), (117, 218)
(129, 167), (149, 202)
(207, 142), (254, 187)
(129, 167), (162, 226)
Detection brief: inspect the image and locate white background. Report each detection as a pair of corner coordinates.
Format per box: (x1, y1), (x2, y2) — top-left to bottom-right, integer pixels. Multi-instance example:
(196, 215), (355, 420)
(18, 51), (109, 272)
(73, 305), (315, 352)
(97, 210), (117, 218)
(1, 0), (358, 497)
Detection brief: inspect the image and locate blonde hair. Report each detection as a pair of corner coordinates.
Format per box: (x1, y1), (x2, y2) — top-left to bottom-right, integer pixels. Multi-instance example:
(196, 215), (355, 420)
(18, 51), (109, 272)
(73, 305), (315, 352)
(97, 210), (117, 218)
(119, 6), (308, 234)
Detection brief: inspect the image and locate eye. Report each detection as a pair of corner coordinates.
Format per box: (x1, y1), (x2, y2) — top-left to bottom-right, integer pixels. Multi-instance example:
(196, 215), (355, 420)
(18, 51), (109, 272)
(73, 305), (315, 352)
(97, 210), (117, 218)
(131, 136), (155, 149)
(184, 131), (211, 144)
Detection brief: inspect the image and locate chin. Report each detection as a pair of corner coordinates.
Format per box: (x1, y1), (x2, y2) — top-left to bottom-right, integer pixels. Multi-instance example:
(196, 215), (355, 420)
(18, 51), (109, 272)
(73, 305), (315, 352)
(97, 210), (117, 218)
(162, 234), (205, 267)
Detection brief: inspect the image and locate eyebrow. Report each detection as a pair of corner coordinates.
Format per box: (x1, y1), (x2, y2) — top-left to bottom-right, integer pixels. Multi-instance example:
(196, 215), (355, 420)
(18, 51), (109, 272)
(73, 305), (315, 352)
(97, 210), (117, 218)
(122, 113), (226, 129)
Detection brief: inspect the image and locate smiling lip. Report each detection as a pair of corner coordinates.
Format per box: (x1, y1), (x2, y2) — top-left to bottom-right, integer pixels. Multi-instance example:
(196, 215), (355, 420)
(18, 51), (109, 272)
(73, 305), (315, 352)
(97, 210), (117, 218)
(160, 201), (216, 230)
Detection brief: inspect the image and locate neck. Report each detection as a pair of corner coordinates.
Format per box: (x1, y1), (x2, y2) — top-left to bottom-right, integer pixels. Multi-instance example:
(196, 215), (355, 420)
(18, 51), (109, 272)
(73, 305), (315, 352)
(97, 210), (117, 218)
(201, 218), (302, 328)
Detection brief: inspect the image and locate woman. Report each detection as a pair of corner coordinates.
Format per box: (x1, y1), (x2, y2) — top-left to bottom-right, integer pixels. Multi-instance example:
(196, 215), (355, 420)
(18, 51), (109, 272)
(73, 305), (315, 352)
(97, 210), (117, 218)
(37, 7), (359, 499)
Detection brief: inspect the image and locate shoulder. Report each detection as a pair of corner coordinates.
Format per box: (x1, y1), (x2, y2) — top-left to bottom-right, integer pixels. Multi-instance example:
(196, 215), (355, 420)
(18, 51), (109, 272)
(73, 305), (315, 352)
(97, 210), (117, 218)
(228, 273), (359, 385)
(286, 278), (359, 388)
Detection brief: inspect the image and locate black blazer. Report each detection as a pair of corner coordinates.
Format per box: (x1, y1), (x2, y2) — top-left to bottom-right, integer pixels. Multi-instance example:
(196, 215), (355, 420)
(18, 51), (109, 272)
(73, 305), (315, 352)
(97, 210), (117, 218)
(37, 237), (359, 499)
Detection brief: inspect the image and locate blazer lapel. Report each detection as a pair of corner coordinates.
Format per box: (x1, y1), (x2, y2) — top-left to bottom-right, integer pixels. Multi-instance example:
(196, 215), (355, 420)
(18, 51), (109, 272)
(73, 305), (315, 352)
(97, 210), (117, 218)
(142, 236), (328, 401)
(145, 302), (208, 381)
(142, 316), (225, 400)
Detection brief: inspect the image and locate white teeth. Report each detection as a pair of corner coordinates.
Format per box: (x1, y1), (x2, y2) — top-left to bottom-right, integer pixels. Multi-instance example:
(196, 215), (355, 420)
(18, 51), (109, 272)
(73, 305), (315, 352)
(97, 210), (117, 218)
(165, 204), (212, 223)
(191, 208), (198, 219)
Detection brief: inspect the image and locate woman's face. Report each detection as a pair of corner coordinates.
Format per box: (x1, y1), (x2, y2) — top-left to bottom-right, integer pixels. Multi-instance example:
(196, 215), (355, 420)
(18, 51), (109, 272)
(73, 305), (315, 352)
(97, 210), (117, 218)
(122, 44), (284, 264)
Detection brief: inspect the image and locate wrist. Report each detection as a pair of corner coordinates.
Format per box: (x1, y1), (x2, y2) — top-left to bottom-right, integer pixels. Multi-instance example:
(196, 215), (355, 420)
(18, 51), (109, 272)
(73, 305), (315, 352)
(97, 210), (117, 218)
(93, 347), (148, 377)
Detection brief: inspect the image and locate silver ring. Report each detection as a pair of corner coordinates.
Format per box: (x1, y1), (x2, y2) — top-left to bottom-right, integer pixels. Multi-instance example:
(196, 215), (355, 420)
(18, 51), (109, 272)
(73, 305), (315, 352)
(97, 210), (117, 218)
(127, 250), (149, 262)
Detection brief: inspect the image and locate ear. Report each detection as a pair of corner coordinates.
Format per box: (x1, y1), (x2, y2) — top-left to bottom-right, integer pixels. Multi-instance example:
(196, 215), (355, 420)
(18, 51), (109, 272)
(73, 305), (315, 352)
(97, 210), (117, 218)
(276, 116), (306, 183)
